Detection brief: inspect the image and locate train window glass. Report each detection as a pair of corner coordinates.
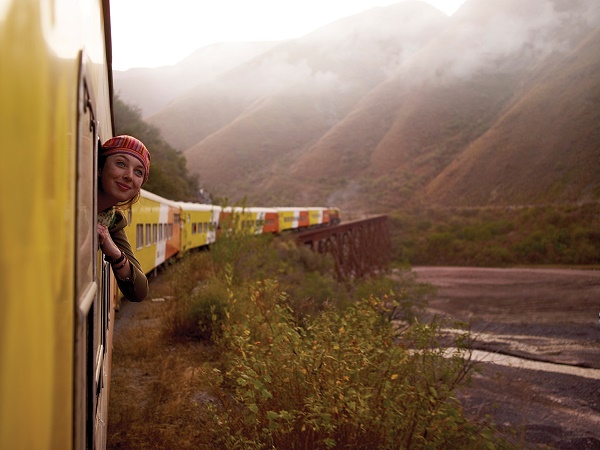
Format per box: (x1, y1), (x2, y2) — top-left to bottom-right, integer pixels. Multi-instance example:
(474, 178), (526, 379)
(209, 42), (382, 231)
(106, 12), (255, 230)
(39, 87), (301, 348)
(174, 214), (180, 224)
(146, 224), (151, 246)
(136, 224), (143, 250)
(192, 223), (196, 234)
(153, 224), (157, 243)
(128, 209), (132, 225)
(168, 224), (173, 239)
(160, 224), (164, 241)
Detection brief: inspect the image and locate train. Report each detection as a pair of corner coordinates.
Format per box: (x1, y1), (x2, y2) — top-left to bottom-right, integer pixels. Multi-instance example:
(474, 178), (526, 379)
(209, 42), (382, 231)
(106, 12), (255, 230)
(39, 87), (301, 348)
(126, 192), (341, 276)
(0, 1), (339, 449)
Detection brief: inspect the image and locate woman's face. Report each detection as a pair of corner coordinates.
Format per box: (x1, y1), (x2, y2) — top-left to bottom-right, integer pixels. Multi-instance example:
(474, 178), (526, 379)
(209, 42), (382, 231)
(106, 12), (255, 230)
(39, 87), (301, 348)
(99, 154), (145, 205)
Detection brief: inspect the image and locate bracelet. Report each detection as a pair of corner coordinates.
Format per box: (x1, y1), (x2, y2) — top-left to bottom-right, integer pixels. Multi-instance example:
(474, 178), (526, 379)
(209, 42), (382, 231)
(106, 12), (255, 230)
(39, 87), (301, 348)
(113, 257), (129, 271)
(105, 251), (126, 265)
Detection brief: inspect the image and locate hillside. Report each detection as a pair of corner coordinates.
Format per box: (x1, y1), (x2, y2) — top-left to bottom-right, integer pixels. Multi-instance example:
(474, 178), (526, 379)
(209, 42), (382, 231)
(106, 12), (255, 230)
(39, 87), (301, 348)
(115, 0), (600, 212)
(113, 41), (277, 117)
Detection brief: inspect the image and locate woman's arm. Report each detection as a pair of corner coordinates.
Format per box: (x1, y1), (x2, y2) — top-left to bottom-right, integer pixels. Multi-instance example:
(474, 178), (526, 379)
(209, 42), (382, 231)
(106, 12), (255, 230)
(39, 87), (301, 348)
(98, 222), (149, 302)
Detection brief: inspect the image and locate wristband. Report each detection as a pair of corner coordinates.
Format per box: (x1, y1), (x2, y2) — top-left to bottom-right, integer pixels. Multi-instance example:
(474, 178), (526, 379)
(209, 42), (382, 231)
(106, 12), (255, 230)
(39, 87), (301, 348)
(113, 258), (129, 271)
(106, 251), (126, 265)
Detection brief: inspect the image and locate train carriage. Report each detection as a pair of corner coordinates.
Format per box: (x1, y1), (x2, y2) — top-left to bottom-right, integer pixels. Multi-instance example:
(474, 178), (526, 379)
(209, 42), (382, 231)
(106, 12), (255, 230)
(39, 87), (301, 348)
(220, 206), (279, 235)
(276, 207), (310, 232)
(307, 207), (329, 227)
(0, 0), (115, 448)
(178, 202), (221, 252)
(125, 189), (180, 275)
(251, 207), (279, 234)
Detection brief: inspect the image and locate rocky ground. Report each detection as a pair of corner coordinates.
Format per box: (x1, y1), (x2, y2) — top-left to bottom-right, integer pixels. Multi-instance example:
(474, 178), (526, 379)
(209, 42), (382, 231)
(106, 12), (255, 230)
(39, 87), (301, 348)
(413, 267), (600, 449)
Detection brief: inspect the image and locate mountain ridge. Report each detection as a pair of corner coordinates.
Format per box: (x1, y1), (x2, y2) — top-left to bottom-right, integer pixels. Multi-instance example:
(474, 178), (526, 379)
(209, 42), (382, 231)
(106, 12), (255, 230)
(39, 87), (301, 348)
(114, 0), (600, 212)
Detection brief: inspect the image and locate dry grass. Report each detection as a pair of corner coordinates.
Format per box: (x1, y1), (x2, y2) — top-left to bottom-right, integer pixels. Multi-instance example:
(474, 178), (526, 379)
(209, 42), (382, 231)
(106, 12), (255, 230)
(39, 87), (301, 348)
(107, 269), (222, 450)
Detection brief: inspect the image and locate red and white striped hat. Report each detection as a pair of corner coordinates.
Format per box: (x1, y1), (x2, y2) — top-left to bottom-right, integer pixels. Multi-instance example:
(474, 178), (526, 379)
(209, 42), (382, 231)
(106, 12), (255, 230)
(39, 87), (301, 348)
(101, 135), (151, 184)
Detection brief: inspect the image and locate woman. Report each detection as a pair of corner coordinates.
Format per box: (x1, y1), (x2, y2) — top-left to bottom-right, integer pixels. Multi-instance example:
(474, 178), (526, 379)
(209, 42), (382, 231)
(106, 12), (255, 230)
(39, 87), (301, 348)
(97, 135), (151, 302)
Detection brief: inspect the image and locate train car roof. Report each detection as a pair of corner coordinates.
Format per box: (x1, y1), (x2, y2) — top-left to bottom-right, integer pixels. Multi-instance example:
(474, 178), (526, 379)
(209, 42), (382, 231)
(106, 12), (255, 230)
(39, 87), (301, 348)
(140, 189), (181, 208)
(177, 202), (220, 212)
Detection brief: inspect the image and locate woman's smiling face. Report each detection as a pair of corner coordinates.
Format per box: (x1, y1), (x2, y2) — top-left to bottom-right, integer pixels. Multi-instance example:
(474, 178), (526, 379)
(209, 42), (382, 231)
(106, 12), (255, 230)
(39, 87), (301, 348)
(99, 154), (146, 205)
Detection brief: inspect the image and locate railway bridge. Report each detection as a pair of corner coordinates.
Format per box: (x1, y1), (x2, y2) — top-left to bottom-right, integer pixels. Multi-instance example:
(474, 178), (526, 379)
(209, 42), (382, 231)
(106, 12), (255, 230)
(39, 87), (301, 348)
(296, 215), (391, 281)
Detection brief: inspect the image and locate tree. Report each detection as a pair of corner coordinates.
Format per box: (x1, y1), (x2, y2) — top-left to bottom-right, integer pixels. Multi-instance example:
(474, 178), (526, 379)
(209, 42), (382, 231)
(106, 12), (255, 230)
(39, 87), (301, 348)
(113, 96), (201, 202)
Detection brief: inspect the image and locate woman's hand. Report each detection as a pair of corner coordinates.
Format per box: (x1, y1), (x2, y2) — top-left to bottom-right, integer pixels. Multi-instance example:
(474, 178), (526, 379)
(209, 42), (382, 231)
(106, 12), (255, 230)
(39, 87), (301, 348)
(97, 223), (121, 260)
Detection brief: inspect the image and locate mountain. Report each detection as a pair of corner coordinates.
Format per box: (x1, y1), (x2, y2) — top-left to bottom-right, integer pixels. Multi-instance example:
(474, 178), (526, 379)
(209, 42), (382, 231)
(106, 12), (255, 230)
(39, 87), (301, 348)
(114, 0), (600, 212)
(113, 41), (278, 117)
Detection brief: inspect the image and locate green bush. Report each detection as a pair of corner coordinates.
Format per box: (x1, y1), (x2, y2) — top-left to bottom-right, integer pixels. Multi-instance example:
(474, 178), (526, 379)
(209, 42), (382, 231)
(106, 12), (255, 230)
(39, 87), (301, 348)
(203, 282), (499, 449)
(390, 204), (600, 267)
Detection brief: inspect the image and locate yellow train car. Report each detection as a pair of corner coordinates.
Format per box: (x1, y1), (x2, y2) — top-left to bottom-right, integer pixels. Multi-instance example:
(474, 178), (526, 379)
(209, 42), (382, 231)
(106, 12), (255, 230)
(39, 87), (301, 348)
(307, 207), (329, 227)
(276, 207), (310, 232)
(0, 0), (116, 449)
(125, 189), (181, 275)
(220, 206), (275, 235)
(179, 203), (221, 252)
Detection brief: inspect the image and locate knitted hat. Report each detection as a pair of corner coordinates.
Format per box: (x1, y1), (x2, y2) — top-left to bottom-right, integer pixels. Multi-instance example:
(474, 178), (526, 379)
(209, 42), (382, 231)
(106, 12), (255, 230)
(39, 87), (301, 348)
(101, 135), (151, 184)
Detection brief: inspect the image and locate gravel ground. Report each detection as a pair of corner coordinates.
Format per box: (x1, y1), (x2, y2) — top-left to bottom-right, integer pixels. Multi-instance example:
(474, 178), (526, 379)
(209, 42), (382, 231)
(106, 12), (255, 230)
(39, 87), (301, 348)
(413, 267), (600, 449)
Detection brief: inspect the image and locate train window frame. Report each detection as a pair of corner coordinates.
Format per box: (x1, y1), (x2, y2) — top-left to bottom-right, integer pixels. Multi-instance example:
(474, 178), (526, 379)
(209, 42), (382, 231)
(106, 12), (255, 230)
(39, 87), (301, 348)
(74, 50), (113, 450)
(136, 224), (143, 250)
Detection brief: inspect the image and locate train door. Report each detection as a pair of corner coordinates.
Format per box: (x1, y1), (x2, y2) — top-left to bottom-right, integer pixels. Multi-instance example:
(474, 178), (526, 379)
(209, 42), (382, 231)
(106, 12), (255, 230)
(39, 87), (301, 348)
(74, 53), (111, 449)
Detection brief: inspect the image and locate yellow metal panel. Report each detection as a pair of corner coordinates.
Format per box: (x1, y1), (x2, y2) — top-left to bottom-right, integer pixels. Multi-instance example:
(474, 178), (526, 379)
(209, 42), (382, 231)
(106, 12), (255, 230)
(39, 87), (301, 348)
(0, 2), (76, 448)
(127, 193), (162, 274)
(0, 0), (112, 448)
(308, 207), (325, 226)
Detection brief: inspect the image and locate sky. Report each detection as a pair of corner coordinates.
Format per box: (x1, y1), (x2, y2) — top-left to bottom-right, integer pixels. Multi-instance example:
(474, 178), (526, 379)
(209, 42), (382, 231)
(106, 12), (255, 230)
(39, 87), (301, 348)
(110, 0), (467, 70)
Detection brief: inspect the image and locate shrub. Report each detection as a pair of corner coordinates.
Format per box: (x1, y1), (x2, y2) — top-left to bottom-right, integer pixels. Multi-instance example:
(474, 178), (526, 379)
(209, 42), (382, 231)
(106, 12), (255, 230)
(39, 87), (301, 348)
(203, 282), (499, 449)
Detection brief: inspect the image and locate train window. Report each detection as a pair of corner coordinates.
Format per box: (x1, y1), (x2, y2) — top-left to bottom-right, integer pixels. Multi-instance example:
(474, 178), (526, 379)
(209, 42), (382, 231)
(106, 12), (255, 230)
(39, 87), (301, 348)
(174, 214), (180, 224)
(146, 224), (151, 246)
(192, 223), (196, 234)
(136, 224), (143, 250)
(152, 223), (157, 243)
(128, 209), (132, 225)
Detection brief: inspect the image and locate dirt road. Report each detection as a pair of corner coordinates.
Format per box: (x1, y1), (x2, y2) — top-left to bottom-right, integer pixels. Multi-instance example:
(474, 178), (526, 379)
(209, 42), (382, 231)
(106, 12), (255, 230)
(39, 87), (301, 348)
(413, 267), (600, 449)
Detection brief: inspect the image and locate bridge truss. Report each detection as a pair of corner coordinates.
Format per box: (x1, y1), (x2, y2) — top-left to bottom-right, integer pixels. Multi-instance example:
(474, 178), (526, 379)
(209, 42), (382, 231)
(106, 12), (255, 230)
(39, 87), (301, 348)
(296, 216), (391, 281)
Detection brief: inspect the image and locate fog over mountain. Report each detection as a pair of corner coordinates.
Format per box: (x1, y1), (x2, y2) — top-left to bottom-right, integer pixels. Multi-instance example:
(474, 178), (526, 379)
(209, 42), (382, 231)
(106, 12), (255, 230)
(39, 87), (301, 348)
(114, 0), (600, 212)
